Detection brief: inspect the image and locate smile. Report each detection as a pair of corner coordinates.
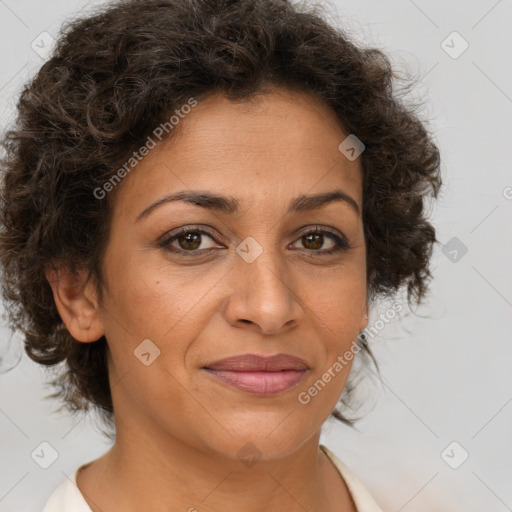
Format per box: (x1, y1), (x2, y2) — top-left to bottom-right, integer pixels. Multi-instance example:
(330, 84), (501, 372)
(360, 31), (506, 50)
(202, 353), (310, 396)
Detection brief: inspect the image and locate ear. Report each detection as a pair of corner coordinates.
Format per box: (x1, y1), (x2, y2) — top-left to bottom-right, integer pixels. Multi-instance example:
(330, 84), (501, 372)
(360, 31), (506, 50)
(45, 264), (105, 343)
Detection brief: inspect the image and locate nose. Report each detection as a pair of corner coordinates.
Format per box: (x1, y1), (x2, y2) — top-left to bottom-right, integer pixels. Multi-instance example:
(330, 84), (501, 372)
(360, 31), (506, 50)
(221, 244), (304, 335)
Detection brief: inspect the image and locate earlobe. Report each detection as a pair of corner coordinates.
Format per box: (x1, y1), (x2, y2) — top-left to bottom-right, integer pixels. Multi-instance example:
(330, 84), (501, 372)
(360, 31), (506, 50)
(45, 264), (104, 343)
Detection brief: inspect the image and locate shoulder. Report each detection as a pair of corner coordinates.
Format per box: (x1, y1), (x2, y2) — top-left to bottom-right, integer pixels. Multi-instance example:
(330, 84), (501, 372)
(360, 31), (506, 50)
(42, 467), (92, 512)
(320, 444), (384, 512)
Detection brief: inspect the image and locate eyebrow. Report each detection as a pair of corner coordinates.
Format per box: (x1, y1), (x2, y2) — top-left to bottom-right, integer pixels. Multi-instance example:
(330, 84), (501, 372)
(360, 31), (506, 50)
(135, 189), (360, 222)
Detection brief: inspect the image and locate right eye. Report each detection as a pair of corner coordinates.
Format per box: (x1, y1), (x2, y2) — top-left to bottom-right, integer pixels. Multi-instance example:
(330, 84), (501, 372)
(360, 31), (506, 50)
(158, 227), (224, 256)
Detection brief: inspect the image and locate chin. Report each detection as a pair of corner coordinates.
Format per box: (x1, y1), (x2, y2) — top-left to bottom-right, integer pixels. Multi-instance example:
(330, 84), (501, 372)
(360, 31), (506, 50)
(197, 409), (319, 462)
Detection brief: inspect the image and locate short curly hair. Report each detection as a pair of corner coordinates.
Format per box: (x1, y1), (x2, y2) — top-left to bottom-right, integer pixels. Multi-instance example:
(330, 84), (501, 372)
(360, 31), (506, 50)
(0, 0), (441, 430)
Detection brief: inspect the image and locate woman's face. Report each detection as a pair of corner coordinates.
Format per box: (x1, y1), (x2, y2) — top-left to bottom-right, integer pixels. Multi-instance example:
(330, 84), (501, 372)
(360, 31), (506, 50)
(96, 88), (368, 460)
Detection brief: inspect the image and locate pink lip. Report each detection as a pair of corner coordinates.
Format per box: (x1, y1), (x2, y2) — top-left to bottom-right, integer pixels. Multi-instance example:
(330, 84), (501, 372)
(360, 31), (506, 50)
(203, 353), (309, 396)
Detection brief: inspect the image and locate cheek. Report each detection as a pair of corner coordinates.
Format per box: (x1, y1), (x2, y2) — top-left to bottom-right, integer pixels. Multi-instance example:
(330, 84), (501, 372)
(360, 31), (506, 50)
(303, 265), (366, 335)
(100, 266), (205, 420)
(298, 264), (366, 408)
(100, 253), (230, 394)
(101, 247), (206, 336)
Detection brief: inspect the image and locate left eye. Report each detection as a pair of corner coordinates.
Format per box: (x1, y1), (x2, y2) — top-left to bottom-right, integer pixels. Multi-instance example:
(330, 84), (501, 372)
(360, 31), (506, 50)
(289, 229), (350, 254)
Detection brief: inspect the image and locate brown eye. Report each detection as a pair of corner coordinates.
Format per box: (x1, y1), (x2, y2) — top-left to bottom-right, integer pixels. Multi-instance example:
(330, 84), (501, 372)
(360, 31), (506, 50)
(159, 228), (221, 255)
(176, 232), (202, 250)
(302, 233), (325, 250)
(291, 228), (351, 255)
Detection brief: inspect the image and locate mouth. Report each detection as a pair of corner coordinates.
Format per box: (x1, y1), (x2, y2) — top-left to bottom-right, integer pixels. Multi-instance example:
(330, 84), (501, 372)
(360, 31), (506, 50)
(202, 353), (309, 396)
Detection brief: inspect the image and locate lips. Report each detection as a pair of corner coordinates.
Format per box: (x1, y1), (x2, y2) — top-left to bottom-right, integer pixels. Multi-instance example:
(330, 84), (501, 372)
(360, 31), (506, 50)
(203, 354), (309, 396)
(204, 353), (309, 372)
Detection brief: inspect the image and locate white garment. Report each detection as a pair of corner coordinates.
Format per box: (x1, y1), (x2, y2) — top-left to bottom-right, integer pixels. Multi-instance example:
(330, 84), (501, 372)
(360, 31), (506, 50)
(320, 445), (383, 512)
(42, 444), (383, 511)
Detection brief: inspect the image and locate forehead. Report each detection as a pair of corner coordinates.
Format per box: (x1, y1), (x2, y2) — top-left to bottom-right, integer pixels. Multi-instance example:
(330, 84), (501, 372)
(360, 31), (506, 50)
(167, 88), (350, 157)
(111, 88), (363, 220)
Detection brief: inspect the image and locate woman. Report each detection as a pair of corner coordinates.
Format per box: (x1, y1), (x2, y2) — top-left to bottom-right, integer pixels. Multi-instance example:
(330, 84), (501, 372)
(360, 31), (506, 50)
(0, 0), (441, 510)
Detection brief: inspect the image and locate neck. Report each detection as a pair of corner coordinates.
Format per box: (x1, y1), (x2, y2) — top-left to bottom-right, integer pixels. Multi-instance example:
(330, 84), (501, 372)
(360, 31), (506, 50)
(76, 415), (353, 512)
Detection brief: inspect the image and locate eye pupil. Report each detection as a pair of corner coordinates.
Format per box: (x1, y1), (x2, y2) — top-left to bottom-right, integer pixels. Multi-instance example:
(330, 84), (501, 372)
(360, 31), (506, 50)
(303, 233), (323, 250)
(179, 232), (201, 250)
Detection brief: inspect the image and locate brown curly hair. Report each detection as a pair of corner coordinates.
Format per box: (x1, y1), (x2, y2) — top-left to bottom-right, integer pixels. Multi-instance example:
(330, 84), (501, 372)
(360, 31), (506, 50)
(0, 0), (441, 430)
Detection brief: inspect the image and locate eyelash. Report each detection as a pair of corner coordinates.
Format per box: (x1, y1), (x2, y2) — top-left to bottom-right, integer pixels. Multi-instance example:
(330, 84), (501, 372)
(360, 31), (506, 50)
(158, 225), (352, 257)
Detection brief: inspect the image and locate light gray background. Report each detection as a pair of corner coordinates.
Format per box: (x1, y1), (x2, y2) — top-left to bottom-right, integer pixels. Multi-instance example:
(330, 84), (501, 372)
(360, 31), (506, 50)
(1, 1), (511, 511)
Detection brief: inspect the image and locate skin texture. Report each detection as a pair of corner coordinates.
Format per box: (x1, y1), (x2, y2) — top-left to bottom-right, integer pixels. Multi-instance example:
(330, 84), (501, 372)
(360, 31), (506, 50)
(46, 87), (368, 512)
